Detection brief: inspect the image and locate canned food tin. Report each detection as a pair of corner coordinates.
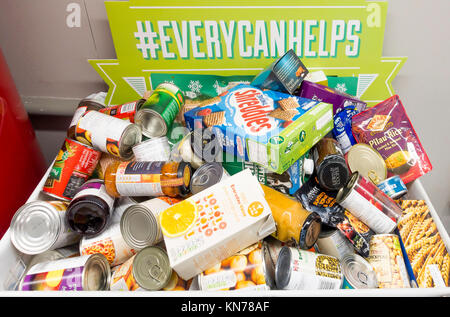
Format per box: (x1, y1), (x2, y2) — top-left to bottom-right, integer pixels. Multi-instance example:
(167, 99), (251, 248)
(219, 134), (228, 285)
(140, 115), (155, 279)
(336, 172), (403, 234)
(190, 162), (229, 195)
(377, 175), (408, 199)
(132, 136), (171, 162)
(341, 254), (378, 289)
(135, 83), (185, 138)
(20, 253), (111, 291)
(110, 246), (172, 291)
(312, 137), (350, 191)
(80, 222), (136, 266)
(315, 227), (355, 260)
(43, 138), (101, 200)
(111, 196), (151, 224)
(196, 243), (269, 291)
(25, 245), (80, 276)
(75, 110), (142, 160)
(275, 247), (343, 290)
(67, 92), (107, 139)
(368, 234), (411, 288)
(347, 143), (387, 185)
(10, 201), (81, 255)
(120, 197), (181, 250)
(99, 99), (146, 122)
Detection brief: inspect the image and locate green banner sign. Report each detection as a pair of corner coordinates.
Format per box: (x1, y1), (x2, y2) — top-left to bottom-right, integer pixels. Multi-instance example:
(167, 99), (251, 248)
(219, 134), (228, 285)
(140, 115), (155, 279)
(90, 0), (406, 107)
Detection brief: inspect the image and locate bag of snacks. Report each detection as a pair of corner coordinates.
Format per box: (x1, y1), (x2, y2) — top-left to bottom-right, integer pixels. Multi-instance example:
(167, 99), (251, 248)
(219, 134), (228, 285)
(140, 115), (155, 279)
(351, 95), (432, 184)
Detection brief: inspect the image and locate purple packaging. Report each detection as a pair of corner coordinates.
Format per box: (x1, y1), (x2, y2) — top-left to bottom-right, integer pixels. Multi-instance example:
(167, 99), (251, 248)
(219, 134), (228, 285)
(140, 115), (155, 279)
(298, 80), (367, 114)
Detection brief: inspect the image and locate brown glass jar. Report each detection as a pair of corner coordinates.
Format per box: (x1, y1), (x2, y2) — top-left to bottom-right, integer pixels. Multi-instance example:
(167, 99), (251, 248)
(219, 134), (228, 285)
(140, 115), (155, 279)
(104, 161), (192, 198)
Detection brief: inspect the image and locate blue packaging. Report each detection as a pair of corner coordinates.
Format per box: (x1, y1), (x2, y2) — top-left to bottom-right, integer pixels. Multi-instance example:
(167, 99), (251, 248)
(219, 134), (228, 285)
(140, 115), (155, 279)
(332, 105), (359, 154)
(377, 175), (408, 199)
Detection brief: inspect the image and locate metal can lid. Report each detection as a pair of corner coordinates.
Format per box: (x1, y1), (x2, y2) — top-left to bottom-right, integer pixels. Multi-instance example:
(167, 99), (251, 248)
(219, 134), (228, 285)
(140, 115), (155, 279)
(120, 204), (159, 250)
(317, 154), (350, 191)
(347, 144), (387, 185)
(119, 123), (142, 160)
(177, 161), (192, 196)
(190, 162), (225, 195)
(83, 253), (111, 291)
(335, 171), (360, 205)
(10, 201), (64, 255)
(341, 253), (378, 289)
(274, 246), (293, 289)
(132, 246), (172, 291)
(261, 241), (277, 289)
(135, 108), (167, 138)
(298, 212), (322, 250)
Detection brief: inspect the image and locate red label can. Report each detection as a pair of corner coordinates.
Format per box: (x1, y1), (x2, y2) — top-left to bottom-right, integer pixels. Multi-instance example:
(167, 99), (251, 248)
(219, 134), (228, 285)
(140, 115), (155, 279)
(42, 138), (101, 200)
(99, 99), (145, 122)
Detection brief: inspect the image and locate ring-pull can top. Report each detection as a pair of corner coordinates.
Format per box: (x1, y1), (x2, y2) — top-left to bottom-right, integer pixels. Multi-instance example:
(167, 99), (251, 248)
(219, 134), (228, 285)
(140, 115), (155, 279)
(135, 83), (185, 138)
(190, 162), (229, 195)
(341, 253), (378, 289)
(347, 143), (387, 185)
(10, 201), (81, 255)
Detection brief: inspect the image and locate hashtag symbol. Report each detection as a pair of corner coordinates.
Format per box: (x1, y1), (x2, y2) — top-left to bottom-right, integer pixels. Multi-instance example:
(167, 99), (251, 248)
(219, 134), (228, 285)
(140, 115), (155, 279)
(134, 21), (160, 59)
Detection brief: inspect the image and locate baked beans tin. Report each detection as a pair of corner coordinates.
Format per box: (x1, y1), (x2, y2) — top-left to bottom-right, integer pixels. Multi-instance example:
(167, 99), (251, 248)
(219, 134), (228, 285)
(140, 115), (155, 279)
(315, 227), (355, 260)
(43, 138), (101, 201)
(275, 247), (343, 290)
(99, 99), (146, 122)
(135, 83), (185, 138)
(20, 253), (111, 291)
(341, 254), (378, 289)
(347, 143), (387, 185)
(75, 110), (142, 160)
(196, 243), (269, 291)
(110, 246), (172, 291)
(80, 222), (136, 266)
(377, 175), (408, 199)
(132, 136), (171, 162)
(10, 201), (81, 255)
(335, 172), (403, 234)
(190, 162), (229, 195)
(120, 197), (181, 250)
(368, 234), (411, 288)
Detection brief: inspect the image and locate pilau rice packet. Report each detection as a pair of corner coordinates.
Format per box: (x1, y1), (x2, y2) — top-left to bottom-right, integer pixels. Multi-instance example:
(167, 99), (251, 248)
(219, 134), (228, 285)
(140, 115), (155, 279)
(351, 95), (432, 184)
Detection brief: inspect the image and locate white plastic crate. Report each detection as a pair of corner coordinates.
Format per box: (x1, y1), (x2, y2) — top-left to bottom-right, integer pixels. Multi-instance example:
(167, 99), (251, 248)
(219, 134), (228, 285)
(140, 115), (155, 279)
(0, 166), (449, 297)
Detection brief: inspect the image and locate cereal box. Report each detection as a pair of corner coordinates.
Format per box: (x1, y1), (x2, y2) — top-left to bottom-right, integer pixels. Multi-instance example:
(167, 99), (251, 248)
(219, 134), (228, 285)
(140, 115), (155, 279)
(184, 84), (333, 174)
(160, 169), (276, 281)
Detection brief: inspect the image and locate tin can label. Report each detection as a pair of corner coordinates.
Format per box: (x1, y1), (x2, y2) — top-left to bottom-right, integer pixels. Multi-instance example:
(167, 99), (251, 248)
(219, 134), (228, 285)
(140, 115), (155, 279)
(110, 255), (144, 291)
(43, 139), (101, 200)
(21, 255), (91, 291)
(75, 110), (132, 157)
(285, 249), (342, 290)
(69, 106), (88, 129)
(377, 176), (407, 199)
(115, 161), (166, 196)
(80, 223), (136, 266)
(99, 101), (140, 122)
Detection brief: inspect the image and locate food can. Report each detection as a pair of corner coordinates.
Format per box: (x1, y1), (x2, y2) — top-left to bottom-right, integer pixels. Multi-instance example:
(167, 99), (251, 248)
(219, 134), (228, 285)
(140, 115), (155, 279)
(196, 243), (269, 291)
(347, 143), (387, 185)
(132, 136), (171, 162)
(110, 246), (172, 291)
(67, 92), (107, 139)
(111, 196), (151, 224)
(162, 270), (193, 291)
(43, 138), (101, 200)
(377, 175), (408, 199)
(190, 162), (229, 195)
(10, 201), (81, 255)
(80, 222), (136, 266)
(261, 185), (322, 250)
(135, 83), (185, 138)
(341, 254), (378, 289)
(98, 98), (146, 122)
(75, 110), (142, 160)
(275, 247), (343, 290)
(261, 236), (298, 289)
(312, 137), (350, 191)
(368, 234), (411, 288)
(120, 197), (181, 250)
(335, 172), (403, 234)
(25, 245), (80, 276)
(20, 253), (111, 291)
(315, 227), (355, 260)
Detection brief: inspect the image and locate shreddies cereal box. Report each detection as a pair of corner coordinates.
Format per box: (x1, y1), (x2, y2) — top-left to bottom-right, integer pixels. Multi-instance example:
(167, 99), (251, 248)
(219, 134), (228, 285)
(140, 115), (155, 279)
(184, 84), (333, 174)
(160, 169), (276, 280)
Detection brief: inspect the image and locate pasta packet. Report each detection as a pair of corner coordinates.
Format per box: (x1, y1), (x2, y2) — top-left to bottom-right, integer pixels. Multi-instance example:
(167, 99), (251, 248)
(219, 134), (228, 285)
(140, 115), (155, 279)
(351, 95), (432, 184)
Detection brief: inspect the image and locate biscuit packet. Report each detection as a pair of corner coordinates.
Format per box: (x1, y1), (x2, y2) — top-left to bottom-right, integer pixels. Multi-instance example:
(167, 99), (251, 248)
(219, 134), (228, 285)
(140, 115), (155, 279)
(351, 95), (432, 184)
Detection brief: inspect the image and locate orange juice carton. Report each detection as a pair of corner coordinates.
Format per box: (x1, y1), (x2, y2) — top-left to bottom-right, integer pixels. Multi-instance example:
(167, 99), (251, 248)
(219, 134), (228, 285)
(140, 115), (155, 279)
(159, 169), (276, 280)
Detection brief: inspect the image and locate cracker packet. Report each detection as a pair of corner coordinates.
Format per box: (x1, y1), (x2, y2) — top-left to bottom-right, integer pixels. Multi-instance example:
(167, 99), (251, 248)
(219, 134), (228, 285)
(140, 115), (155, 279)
(351, 95), (432, 184)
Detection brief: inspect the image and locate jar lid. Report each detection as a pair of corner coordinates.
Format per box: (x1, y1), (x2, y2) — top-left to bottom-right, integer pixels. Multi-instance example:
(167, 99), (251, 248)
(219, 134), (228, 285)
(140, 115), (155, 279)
(347, 144), (387, 185)
(303, 158), (315, 175)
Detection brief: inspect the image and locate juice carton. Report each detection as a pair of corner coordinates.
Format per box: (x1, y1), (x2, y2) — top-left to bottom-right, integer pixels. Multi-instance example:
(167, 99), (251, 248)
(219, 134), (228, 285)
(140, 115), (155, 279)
(160, 169), (276, 281)
(184, 84), (333, 174)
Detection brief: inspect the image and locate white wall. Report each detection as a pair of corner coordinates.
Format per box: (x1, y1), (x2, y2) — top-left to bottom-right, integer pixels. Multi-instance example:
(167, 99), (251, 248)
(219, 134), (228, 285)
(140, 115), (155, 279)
(0, 0), (448, 230)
